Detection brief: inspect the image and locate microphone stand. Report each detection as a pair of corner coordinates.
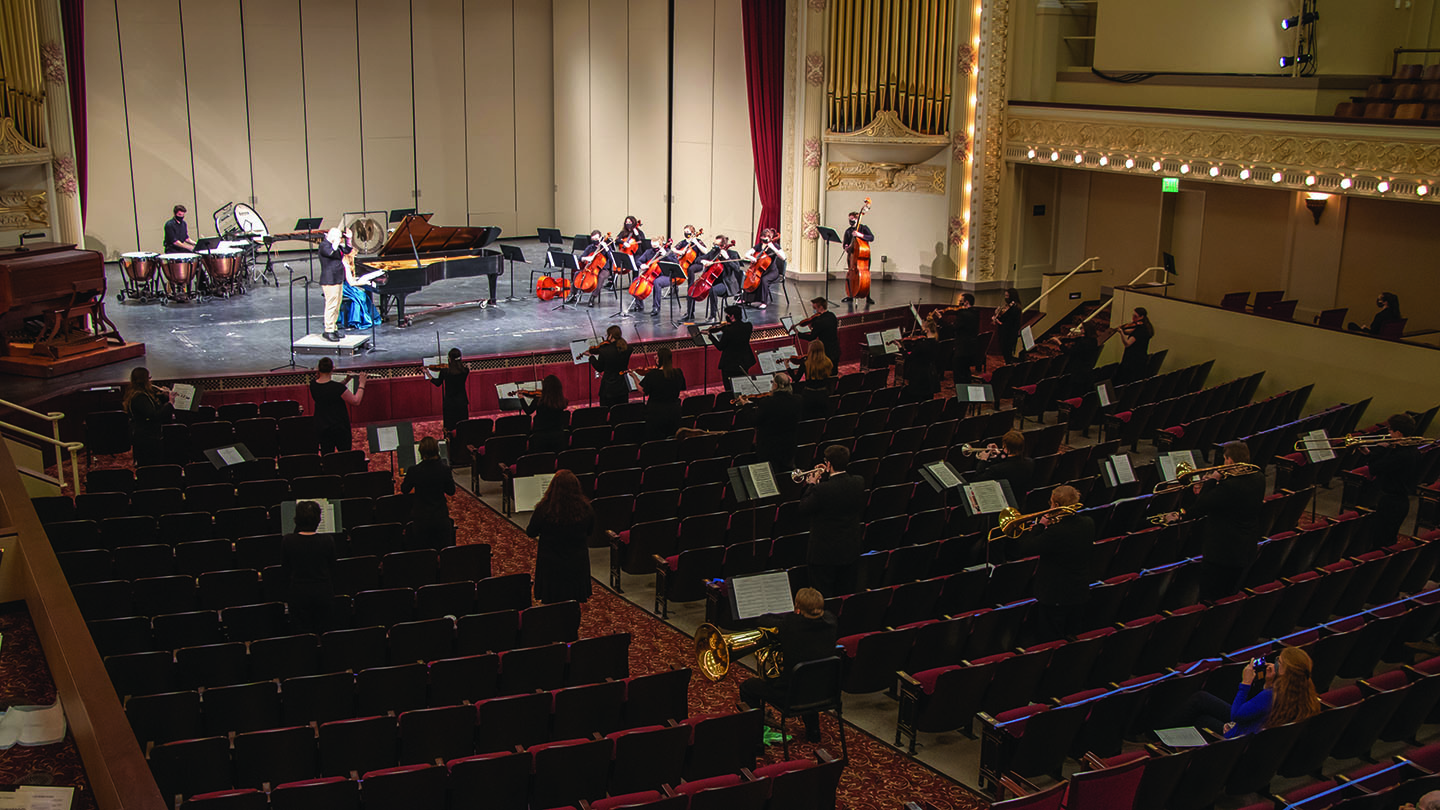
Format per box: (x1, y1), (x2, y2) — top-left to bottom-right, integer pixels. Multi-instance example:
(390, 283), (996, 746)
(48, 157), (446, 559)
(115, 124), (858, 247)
(272, 263), (309, 371)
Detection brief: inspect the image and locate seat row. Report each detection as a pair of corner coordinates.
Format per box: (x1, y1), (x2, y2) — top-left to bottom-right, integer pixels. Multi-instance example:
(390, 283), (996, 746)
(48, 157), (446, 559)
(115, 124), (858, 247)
(1155, 384), (1311, 457)
(83, 452), (372, 496)
(175, 748), (840, 810)
(1102, 372), (1266, 453)
(150, 677), (776, 809)
(124, 634), (643, 744)
(1056, 356), (1202, 441)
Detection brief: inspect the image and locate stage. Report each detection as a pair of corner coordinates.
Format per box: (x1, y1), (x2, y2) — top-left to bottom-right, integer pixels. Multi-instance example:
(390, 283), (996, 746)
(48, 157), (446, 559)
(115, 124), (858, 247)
(7, 239), (1010, 405)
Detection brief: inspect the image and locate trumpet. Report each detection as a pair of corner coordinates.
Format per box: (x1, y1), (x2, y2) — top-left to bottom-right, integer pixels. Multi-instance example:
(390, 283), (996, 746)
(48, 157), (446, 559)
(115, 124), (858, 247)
(988, 504), (1083, 542)
(961, 443), (1000, 460)
(1147, 514), (1173, 526)
(790, 465), (826, 483)
(1293, 434), (1430, 451)
(1152, 461), (1261, 494)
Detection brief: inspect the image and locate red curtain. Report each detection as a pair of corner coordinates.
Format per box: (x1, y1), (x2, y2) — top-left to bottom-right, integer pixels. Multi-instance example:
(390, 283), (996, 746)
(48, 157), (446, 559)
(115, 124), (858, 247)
(741, 0), (784, 236)
(60, 0), (86, 222)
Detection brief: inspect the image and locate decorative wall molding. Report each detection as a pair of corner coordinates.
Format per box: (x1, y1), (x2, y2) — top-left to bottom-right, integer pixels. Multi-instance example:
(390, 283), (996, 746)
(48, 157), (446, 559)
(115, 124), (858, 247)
(826, 161), (947, 193)
(806, 52), (824, 86)
(0, 117), (49, 166)
(0, 189), (49, 228)
(973, 0), (1013, 281)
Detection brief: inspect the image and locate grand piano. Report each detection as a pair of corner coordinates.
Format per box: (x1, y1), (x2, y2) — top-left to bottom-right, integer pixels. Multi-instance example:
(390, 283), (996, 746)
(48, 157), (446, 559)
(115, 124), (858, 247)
(357, 214), (502, 327)
(0, 242), (143, 377)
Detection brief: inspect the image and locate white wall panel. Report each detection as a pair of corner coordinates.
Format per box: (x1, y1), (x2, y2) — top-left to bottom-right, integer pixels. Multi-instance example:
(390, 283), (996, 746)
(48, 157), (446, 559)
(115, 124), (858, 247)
(181, 0), (251, 240)
(83, 0), (136, 256)
(300, 0), (363, 225)
(116, 0), (194, 253)
(625, 0), (667, 226)
(587, 1), (629, 232)
(241, 0), (308, 238)
(466, 0), (519, 236)
(413, 0), (467, 226)
(514, 0), (556, 234)
(357, 0), (416, 212)
(553, 0), (591, 232)
(670, 0), (716, 234)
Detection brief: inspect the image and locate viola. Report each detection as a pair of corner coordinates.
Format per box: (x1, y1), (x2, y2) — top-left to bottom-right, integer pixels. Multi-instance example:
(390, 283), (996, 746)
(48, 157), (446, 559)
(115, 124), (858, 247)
(536, 275), (572, 300)
(846, 197), (872, 300)
(574, 232), (612, 293)
(742, 241), (774, 292)
(628, 239), (672, 300)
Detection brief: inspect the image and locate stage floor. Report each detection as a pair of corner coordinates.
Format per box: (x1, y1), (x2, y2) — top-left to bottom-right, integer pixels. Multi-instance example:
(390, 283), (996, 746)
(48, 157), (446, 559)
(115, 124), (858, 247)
(8, 239), (1006, 402)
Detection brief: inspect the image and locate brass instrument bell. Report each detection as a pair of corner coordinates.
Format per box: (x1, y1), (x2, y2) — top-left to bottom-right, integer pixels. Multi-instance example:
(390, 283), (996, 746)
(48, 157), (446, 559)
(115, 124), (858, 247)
(694, 622), (782, 682)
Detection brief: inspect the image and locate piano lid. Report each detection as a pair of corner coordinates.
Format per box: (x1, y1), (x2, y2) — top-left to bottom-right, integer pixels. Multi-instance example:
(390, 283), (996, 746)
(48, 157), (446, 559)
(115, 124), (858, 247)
(375, 214), (499, 257)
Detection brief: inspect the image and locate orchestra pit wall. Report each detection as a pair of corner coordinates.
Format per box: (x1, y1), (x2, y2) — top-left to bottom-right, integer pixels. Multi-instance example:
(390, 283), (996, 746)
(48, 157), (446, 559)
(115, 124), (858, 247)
(1013, 162), (1440, 334)
(82, 0), (556, 258)
(551, 0), (760, 249)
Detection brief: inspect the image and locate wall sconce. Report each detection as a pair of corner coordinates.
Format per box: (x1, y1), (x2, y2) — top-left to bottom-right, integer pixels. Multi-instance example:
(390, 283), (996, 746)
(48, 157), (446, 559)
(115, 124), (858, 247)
(1304, 192), (1331, 225)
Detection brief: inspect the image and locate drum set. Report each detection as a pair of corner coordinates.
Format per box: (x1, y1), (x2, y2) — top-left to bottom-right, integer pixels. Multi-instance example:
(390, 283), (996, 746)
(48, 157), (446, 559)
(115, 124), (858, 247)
(118, 248), (251, 304)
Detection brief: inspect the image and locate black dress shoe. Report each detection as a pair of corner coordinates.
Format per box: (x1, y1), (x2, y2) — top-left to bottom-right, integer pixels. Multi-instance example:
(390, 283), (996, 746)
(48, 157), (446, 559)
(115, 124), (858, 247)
(866, 297), (875, 305)
(323, 331), (340, 342)
(335, 330), (346, 339)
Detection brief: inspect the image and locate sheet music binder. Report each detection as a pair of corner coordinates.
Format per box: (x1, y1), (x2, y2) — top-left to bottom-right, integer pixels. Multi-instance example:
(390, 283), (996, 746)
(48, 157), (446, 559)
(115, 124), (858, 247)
(958, 479), (1017, 516)
(280, 498), (344, 535)
(399, 439), (448, 470)
(956, 384), (995, 403)
(367, 422), (416, 455)
(918, 460), (966, 493)
(204, 443), (256, 469)
(728, 570), (796, 620)
(728, 462), (782, 502)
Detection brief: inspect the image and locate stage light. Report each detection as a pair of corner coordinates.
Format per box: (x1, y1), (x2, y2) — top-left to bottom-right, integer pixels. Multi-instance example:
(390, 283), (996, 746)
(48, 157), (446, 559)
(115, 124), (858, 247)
(1209, 166), (1221, 177)
(1304, 192), (1331, 225)
(1281, 12), (1318, 29)
(1152, 160), (1162, 172)
(1280, 54), (1314, 68)
(1180, 163), (1190, 174)
(1098, 156), (1109, 167)
(1377, 180), (1390, 193)
(1027, 148), (1036, 159)
(1074, 154), (1084, 164)
(1272, 171), (1284, 184)
(1339, 177), (1352, 189)
(1420, 184), (1430, 196)
(1050, 151), (1060, 162)
(1304, 176), (1316, 186)
(1239, 168), (1251, 180)
(1124, 158), (1135, 169)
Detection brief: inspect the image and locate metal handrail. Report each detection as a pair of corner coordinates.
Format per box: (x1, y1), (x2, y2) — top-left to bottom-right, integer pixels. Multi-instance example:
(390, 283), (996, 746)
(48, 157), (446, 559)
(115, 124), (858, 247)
(0, 419), (83, 493)
(1392, 47), (1440, 75)
(1022, 256), (1099, 313)
(1072, 266), (1167, 333)
(0, 397), (73, 491)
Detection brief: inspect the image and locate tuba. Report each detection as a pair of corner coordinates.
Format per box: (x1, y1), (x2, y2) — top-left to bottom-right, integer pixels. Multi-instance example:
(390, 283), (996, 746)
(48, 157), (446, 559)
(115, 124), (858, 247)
(694, 622), (782, 682)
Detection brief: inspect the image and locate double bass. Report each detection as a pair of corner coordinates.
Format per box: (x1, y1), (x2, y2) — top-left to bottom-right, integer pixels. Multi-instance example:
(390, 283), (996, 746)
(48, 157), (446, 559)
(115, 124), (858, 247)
(574, 232), (612, 293)
(846, 197), (872, 301)
(628, 238), (672, 300)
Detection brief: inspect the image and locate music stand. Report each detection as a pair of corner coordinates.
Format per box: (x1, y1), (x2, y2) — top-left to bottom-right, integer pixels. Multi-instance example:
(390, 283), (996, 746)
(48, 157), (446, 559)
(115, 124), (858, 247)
(816, 226), (842, 307)
(500, 244), (527, 302)
(659, 260), (684, 325)
(538, 227), (563, 249)
(609, 251), (639, 320)
(388, 208), (416, 223)
(551, 252), (581, 311)
(271, 263), (312, 371)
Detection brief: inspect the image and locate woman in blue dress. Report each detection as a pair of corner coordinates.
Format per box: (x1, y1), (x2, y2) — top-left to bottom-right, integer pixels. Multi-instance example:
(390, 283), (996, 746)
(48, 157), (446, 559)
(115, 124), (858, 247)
(341, 262), (379, 330)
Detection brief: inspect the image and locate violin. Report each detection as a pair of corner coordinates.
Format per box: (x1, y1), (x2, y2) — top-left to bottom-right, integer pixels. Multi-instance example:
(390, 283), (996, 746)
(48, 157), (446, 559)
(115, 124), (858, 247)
(628, 238), (673, 300)
(536, 275), (572, 300)
(846, 197), (872, 300)
(515, 388), (543, 398)
(742, 239), (775, 293)
(574, 232), (612, 293)
(732, 391), (774, 406)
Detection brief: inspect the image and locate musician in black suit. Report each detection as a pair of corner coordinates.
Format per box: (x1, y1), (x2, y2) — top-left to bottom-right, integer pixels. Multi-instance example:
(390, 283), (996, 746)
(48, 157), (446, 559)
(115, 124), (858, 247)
(895, 320), (941, 404)
(841, 212), (875, 305)
(163, 204), (195, 253)
(737, 587), (838, 744)
(1359, 413), (1424, 549)
(748, 374), (802, 472)
(318, 227), (353, 342)
(282, 500), (337, 633)
(796, 297), (841, 371)
(1008, 485), (1098, 640)
(972, 430), (1034, 502)
(1164, 441), (1265, 600)
(711, 304), (755, 394)
(400, 436), (456, 549)
(799, 445), (867, 597)
(942, 293), (981, 383)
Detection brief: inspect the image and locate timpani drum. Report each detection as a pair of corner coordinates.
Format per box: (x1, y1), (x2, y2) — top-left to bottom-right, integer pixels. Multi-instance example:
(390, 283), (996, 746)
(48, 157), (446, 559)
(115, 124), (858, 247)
(198, 247), (247, 298)
(159, 252), (201, 302)
(118, 251), (162, 303)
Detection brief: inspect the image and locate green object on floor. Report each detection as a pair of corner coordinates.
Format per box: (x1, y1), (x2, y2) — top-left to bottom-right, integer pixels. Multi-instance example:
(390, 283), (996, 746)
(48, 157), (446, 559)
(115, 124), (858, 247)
(762, 728), (792, 746)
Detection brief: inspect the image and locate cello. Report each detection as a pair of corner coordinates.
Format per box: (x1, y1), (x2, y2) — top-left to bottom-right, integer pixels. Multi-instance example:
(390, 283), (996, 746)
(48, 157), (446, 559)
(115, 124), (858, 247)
(742, 231), (777, 292)
(628, 238), (673, 300)
(616, 218), (644, 256)
(573, 232), (612, 293)
(846, 197), (872, 301)
(675, 228), (705, 273)
(689, 236), (740, 300)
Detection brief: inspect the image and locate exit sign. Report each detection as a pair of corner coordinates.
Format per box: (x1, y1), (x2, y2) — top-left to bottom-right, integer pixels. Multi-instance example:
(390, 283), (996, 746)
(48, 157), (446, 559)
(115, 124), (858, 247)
(1162, 177), (1180, 193)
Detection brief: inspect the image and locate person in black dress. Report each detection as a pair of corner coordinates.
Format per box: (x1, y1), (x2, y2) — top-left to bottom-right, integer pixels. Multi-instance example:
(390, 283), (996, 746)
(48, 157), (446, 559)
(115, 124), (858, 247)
(1163, 440), (1264, 600)
(587, 325), (633, 408)
(522, 375), (569, 454)
(1115, 307), (1154, 385)
(895, 320), (940, 404)
(1349, 292), (1402, 334)
(972, 430), (1035, 503)
(686, 236), (742, 321)
(711, 304), (756, 393)
(400, 436), (456, 549)
(993, 288), (1022, 364)
(748, 373), (802, 472)
(796, 296), (841, 371)
(941, 293), (981, 383)
(1359, 413), (1424, 548)
(526, 469), (595, 603)
(841, 212), (875, 305)
(123, 366), (173, 467)
(634, 346), (686, 441)
(429, 348), (470, 436)
(737, 587), (839, 743)
(799, 445), (866, 597)
(740, 228), (786, 310)
(283, 500), (336, 633)
(310, 357), (367, 454)
(1007, 485), (1097, 640)
(1047, 319), (1104, 398)
(789, 341), (837, 420)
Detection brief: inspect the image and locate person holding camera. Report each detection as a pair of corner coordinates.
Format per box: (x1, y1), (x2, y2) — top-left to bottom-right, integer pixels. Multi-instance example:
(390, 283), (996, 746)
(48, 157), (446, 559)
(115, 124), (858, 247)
(1167, 646), (1319, 738)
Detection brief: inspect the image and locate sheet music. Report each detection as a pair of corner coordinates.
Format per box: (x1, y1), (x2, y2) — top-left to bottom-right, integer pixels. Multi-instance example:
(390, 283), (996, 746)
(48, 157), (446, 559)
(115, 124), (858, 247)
(376, 425), (400, 453)
(302, 498), (337, 534)
(332, 374), (357, 394)
(882, 328), (903, 354)
(1302, 429), (1336, 462)
(1111, 454), (1136, 484)
(780, 315), (796, 333)
(965, 480), (1009, 514)
(571, 338), (594, 365)
(731, 571), (795, 619)
(358, 270), (385, 284)
(495, 382), (520, 400)
(169, 383), (197, 411)
(747, 462), (780, 499)
(910, 303), (925, 327)
(1155, 727), (1208, 748)
(966, 385), (989, 403)
(0, 785), (75, 810)
(865, 331), (883, 347)
(217, 447), (245, 466)
(1020, 326), (1036, 351)
(1159, 450), (1198, 482)
(1096, 383), (1112, 407)
(513, 474), (555, 513)
(758, 350), (782, 375)
(926, 461), (963, 489)
(776, 345), (799, 362)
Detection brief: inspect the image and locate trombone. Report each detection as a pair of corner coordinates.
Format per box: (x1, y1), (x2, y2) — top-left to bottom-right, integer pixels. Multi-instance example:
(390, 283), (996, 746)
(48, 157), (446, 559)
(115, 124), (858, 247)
(987, 504), (1083, 542)
(1152, 461), (1261, 495)
(1293, 434), (1429, 451)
